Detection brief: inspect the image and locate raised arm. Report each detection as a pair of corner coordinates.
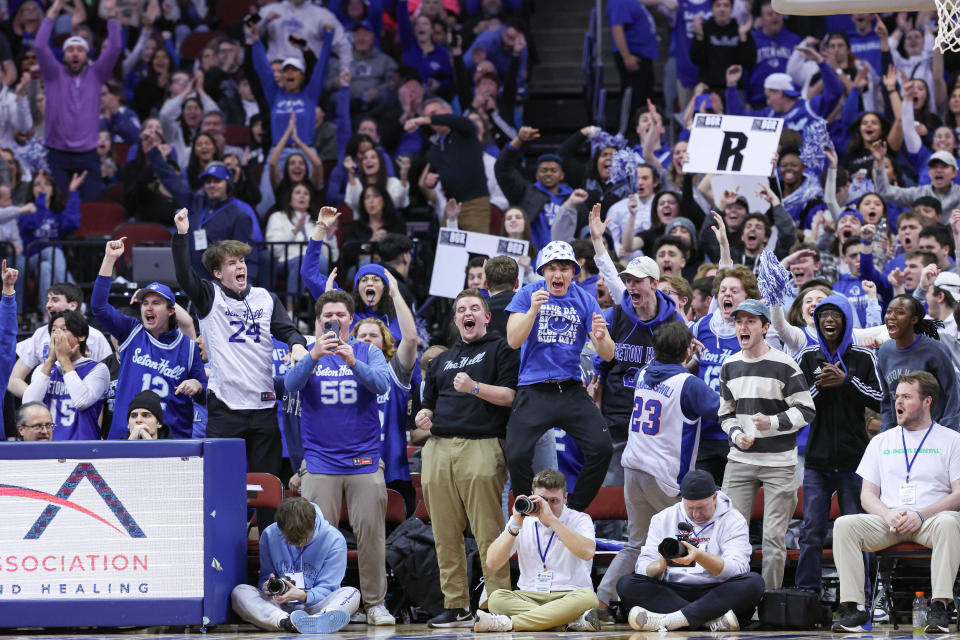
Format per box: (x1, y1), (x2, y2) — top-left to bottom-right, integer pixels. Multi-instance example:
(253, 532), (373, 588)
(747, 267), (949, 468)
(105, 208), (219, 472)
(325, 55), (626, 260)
(92, 238), (140, 340)
(386, 270), (418, 371)
(589, 203), (625, 302)
(172, 208), (215, 315)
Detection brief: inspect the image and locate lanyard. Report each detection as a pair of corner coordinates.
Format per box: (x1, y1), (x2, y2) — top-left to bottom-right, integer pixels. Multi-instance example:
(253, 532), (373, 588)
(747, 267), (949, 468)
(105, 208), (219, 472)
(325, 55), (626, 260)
(292, 546), (306, 571)
(535, 522), (556, 569)
(200, 202), (230, 227)
(902, 424), (934, 483)
(691, 521), (714, 539)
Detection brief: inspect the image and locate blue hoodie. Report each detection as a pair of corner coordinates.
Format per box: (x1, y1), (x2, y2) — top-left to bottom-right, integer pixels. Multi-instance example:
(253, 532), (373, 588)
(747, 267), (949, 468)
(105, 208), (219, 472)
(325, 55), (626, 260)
(257, 503), (348, 608)
(530, 181), (573, 250)
(596, 289), (685, 438)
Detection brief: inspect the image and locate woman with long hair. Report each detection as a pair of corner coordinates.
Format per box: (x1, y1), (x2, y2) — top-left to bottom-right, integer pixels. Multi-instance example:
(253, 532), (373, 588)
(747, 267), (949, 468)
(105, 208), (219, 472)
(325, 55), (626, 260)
(123, 119), (179, 224)
(159, 83), (218, 165)
(268, 114), (325, 209)
(344, 148), (409, 212)
(342, 184), (406, 273)
(877, 294), (960, 429)
(266, 183), (320, 312)
(133, 47), (175, 121)
(185, 133), (221, 190)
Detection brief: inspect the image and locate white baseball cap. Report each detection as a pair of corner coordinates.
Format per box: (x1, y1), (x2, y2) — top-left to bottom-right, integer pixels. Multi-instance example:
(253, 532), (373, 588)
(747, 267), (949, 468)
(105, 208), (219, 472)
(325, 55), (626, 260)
(63, 36), (89, 52)
(619, 256), (660, 281)
(281, 57), (305, 73)
(934, 271), (960, 298)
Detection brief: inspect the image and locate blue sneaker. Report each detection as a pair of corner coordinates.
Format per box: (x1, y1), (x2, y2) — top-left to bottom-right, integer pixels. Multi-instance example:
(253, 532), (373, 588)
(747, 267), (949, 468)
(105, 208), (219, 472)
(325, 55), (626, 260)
(832, 603), (872, 632)
(289, 609), (350, 634)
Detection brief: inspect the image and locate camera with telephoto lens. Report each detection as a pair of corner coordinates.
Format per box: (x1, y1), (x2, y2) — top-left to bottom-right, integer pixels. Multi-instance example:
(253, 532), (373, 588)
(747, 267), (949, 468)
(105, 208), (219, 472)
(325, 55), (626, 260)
(266, 575), (291, 595)
(657, 522), (698, 560)
(514, 496), (539, 515)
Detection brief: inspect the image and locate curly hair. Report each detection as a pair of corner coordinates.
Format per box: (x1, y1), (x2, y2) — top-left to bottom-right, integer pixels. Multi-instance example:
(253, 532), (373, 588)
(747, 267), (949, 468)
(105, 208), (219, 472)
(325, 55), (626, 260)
(711, 265), (761, 299)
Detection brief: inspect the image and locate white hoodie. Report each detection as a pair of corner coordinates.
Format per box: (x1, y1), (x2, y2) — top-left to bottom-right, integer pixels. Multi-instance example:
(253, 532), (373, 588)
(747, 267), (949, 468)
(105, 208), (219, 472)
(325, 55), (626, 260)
(635, 490), (752, 585)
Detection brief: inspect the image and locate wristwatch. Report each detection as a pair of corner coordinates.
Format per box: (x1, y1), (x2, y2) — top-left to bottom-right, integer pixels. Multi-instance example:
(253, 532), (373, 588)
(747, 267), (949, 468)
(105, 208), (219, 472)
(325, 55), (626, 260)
(471, 382), (480, 395)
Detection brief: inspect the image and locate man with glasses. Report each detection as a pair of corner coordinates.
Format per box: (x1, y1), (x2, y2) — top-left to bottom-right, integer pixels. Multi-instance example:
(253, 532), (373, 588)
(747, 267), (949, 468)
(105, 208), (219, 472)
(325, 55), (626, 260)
(16, 402), (55, 441)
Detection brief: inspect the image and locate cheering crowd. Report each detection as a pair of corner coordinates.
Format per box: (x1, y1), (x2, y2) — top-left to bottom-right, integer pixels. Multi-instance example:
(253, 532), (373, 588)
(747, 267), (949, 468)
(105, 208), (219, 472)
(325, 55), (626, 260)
(4, 0), (960, 634)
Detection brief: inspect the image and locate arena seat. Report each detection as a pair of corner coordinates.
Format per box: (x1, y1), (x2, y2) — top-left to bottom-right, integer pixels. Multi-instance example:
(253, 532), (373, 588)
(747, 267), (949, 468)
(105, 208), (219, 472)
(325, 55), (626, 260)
(246, 472), (284, 560)
(225, 125), (250, 147)
(180, 32), (218, 62)
(111, 222), (172, 266)
(342, 488), (406, 564)
(78, 201), (128, 237)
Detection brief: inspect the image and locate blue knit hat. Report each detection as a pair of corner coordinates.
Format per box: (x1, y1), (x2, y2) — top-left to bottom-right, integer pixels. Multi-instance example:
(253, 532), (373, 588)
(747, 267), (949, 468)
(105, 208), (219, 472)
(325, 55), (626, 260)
(354, 263), (389, 290)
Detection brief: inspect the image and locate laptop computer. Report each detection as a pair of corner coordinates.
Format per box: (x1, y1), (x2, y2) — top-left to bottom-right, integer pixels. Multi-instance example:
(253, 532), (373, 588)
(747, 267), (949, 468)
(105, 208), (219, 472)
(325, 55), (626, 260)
(131, 246), (178, 286)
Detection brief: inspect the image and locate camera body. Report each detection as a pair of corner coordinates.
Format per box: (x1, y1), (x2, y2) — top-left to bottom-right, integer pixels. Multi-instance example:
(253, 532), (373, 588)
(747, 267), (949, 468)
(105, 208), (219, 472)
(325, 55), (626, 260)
(657, 522), (699, 560)
(266, 575), (291, 595)
(514, 496), (538, 516)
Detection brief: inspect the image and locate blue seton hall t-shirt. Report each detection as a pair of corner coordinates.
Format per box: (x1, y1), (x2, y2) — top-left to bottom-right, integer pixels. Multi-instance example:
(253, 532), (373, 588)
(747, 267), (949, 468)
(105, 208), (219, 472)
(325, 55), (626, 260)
(506, 281), (603, 386)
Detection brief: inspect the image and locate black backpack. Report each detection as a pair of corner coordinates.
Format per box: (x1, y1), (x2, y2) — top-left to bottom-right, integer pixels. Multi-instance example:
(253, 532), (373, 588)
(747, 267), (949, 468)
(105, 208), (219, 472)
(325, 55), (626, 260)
(758, 588), (833, 629)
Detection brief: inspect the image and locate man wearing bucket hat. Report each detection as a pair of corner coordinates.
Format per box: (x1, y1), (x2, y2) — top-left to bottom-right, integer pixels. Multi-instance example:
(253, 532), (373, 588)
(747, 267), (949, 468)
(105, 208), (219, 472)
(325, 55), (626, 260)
(718, 299), (815, 590)
(143, 142), (261, 281)
(505, 240), (615, 511)
(93, 237), (206, 440)
(36, 0), (122, 201)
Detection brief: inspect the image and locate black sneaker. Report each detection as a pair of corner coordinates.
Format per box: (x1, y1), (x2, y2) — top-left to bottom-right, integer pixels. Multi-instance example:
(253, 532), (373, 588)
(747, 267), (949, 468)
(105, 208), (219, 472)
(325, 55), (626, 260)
(832, 602), (872, 632)
(925, 601), (950, 634)
(278, 616), (296, 632)
(428, 607), (474, 628)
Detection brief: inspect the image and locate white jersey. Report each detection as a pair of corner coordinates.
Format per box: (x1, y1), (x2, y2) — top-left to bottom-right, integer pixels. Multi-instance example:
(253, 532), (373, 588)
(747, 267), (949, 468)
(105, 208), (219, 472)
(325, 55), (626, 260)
(17, 324), (113, 368)
(199, 285), (276, 410)
(621, 367), (702, 497)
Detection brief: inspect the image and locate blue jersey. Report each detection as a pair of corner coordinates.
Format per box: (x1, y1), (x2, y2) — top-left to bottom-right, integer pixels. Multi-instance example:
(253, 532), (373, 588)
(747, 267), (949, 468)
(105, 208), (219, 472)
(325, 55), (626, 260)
(749, 27), (802, 106)
(691, 312), (739, 441)
(506, 281), (603, 386)
(671, 0), (713, 88)
(108, 326), (204, 439)
(379, 360), (412, 484)
(48, 359), (105, 441)
(849, 31), (883, 76)
(300, 340), (383, 474)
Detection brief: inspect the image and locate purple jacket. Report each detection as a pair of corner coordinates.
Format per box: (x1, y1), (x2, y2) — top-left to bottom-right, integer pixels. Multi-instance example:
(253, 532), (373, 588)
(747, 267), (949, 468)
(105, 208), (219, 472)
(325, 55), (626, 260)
(36, 17), (121, 152)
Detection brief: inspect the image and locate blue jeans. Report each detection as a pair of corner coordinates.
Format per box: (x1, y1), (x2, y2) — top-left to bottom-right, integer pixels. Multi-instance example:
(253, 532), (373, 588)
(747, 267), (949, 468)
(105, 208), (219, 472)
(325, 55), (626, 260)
(796, 468), (869, 595)
(27, 246), (69, 306)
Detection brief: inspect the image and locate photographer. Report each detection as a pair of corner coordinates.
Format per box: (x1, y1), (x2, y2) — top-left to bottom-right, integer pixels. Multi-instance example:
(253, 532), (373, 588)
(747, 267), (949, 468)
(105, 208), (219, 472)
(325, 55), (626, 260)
(231, 497), (360, 633)
(284, 290), (394, 626)
(475, 469), (601, 633)
(617, 470), (763, 631)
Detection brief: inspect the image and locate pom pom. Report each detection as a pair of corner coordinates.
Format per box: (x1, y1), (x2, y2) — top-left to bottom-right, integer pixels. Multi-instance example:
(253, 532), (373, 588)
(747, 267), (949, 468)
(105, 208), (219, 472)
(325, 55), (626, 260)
(799, 118), (832, 176)
(607, 148), (642, 193)
(755, 250), (792, 308)
(590, 130), (627, 156)
(14, 138), (49, 180)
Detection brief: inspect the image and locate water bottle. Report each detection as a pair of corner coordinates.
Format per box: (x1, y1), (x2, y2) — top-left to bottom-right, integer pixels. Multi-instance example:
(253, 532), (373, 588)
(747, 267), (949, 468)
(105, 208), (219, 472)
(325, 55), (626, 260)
(913, 591), (928, 631)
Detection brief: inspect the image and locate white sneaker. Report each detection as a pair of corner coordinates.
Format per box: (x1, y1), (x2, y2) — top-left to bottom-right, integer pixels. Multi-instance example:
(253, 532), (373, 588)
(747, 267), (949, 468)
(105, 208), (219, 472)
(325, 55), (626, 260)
(628, 605), (668, 631)
(474, 610), (513, 632)
(567, 608), (601, 632)
(365, 603), (396, 626)
(707, 610), (740, 631)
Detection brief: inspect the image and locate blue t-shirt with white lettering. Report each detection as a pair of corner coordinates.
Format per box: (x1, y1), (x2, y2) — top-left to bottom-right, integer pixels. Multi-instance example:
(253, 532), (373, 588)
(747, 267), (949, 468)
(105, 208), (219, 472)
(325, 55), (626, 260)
(749, 27), (802, 106)
(299, 340), (382, 475)
(506, 281), (603, 386)
(849, 31), (883, 76)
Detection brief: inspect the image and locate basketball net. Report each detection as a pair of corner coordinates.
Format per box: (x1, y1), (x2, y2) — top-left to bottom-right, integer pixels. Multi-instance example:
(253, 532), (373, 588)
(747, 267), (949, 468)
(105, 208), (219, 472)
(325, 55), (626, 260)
(936, 2), (960, 52)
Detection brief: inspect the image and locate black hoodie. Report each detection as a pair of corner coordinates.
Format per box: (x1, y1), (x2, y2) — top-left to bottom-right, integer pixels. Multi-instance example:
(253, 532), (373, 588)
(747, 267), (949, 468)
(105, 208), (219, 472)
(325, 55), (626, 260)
(422, 331), (519, 438)
(795, 295), (883, 472)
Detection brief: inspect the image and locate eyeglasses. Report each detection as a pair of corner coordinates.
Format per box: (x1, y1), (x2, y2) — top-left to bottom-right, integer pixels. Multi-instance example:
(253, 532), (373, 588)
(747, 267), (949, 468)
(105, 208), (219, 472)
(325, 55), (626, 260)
(21, 422), (55, 431)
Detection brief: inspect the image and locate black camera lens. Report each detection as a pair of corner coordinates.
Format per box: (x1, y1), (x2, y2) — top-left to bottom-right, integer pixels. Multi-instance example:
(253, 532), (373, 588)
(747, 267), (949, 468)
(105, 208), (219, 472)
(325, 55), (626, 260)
(514, 496), (537, 515)
(658, 537), (682, 559)
(266, 576), (288, 595)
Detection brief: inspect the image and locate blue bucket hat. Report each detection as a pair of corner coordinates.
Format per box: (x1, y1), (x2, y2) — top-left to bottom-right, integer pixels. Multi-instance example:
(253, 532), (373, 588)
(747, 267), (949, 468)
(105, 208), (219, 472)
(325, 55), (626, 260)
(536, 241), (581, 276)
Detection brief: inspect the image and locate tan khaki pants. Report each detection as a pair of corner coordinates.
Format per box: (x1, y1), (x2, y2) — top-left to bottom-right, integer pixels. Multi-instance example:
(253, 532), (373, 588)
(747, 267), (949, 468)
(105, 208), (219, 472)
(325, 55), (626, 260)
(422, 436), (510, 609)
(457, 195), (491, 233)
(722, 460), (797, 590)
(488, 587), (599, 631)
(834, 511), (960, 604)
(301, 468), (387, 608)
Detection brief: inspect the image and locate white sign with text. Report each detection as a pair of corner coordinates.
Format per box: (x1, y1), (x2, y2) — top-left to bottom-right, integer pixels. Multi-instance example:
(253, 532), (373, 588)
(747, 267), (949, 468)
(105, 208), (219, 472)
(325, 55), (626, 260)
(683, 114), (784, 176)
(429, 229), (529, 299)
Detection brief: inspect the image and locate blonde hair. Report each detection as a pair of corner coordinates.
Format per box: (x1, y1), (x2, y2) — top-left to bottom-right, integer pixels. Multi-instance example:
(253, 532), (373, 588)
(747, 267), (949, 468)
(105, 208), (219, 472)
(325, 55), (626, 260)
(352, 317), (397, 360)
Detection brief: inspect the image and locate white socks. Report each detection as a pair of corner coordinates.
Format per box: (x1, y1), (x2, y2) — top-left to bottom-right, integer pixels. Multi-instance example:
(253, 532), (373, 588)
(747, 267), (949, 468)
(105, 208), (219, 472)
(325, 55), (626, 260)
(664, 610), (689, 630)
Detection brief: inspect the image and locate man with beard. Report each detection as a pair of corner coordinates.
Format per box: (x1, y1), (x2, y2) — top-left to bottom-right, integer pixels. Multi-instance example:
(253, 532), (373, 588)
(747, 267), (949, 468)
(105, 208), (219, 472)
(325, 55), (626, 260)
(36, 0), (121, 201)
